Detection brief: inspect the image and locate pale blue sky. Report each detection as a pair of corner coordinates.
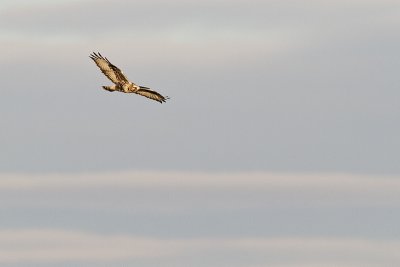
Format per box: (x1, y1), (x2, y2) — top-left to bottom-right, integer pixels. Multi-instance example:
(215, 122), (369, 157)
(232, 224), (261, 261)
(1, 0), (400, 266)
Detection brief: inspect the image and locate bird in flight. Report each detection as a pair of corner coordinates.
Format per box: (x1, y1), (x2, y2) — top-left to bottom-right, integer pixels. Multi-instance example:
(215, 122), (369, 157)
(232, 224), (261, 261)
(90, 52), (169, 103)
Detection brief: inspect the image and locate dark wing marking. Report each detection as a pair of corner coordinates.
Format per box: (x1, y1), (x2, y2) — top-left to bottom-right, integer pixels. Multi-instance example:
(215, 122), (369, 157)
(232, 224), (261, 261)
(89, 52), (129, 85)
(136, 87), (170, 103)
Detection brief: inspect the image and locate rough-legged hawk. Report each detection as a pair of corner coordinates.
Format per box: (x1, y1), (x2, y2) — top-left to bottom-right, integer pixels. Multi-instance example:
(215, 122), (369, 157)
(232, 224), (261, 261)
(90, 52), (169, 103)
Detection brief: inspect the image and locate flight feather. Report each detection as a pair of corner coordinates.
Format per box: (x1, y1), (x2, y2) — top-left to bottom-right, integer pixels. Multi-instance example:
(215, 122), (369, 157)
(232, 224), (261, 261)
(90, 52), (129, 85)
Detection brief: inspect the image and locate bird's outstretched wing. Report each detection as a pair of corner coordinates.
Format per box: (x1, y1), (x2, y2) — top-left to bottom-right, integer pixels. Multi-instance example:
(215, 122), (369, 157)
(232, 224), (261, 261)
(136, 87), (170, 103)
(89, 52), (129, 85)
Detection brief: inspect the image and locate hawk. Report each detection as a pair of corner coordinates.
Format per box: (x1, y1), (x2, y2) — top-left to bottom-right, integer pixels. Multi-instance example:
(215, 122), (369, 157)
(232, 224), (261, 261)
(90, 52), (169, 103)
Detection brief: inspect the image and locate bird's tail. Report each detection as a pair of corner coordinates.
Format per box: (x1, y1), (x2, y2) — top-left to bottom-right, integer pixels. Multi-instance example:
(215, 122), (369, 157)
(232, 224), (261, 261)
(102, 85), (117, 92)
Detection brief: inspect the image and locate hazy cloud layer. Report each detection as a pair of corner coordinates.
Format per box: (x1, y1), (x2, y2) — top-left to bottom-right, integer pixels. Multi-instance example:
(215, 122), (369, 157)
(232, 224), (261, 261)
(1, 170), (400, 265)
(1, 171), (400, 191)
(2, 229), (400, 266)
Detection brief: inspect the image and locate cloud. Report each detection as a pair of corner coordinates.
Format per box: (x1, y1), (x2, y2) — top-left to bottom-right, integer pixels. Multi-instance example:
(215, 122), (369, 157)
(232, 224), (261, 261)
(1, 171), (399, 191)
(1, 229), (399, 266)
(1, 0), (398, 69)
(1, 172), (400, 215)
(1, 172), (399, 266)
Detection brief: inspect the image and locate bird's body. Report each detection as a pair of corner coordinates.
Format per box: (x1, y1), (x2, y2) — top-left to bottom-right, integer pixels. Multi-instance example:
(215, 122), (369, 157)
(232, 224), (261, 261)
(90, 52), (169, 103)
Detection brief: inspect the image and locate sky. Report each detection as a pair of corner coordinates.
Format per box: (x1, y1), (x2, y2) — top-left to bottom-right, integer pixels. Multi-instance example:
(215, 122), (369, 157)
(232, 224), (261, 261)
(1, 0), (400, 266)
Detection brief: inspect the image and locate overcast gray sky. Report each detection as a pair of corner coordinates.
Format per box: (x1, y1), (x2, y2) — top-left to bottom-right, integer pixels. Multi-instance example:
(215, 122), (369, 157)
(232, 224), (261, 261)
(1, 0), (400, 173)
(1, 0), (400, 266)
